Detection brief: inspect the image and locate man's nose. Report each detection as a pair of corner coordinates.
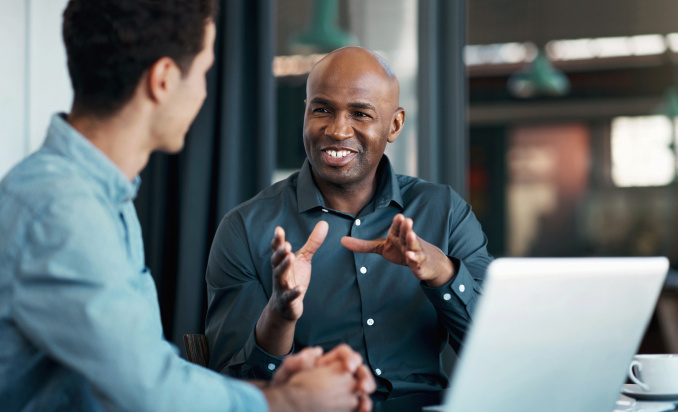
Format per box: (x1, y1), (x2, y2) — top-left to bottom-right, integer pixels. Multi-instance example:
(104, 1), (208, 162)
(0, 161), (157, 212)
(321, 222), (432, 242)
(325, 114), (353, 140)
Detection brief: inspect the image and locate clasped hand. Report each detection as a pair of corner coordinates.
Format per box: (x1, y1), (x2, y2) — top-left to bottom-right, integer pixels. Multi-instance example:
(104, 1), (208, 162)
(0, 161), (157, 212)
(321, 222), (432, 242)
(270, 344), (376, 412)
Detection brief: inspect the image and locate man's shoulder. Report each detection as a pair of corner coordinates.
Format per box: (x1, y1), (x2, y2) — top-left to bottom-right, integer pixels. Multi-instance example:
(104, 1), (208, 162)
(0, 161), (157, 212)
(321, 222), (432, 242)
(0, 151), (118, 264)
(0, 150), (100, 218)
(395, 173), (465, 204)
(225, 172), (300, 219)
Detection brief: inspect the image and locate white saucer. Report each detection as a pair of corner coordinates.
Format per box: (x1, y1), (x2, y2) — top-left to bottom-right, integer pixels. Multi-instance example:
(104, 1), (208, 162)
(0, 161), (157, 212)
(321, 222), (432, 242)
(622, 384), (678, 402)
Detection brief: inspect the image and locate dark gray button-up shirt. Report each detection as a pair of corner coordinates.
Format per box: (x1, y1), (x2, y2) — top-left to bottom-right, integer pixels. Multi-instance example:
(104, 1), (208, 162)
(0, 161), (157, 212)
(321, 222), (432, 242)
(205, 156), (493, 399)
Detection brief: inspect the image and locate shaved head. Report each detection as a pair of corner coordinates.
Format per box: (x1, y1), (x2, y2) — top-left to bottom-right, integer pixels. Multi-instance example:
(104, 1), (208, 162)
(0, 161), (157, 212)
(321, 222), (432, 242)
(307, 46), (400, 110)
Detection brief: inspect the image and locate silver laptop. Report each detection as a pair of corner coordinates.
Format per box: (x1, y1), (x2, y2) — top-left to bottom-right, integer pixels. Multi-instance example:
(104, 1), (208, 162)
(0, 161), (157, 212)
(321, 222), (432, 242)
(435, 257), (669, 412)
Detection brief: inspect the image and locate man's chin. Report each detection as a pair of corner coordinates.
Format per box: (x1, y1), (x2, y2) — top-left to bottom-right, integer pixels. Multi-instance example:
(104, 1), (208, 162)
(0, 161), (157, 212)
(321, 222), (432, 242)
(314, 168), (359, 188)
(159, 138), (186, 154)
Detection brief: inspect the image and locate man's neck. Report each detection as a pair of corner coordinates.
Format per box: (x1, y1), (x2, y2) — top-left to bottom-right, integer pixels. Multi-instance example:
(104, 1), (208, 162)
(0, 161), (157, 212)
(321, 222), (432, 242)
(66, 105), (153, 181)
(313, 170), (380, 217)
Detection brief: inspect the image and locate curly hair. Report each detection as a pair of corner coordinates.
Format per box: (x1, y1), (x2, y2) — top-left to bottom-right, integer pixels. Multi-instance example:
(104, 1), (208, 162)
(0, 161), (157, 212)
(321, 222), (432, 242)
(63, 0), (218, 117)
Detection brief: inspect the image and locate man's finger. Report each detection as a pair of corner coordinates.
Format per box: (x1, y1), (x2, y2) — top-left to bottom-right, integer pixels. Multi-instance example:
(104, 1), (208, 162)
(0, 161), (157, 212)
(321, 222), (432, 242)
(358, 393), (373, 412)
(271, 226), (285, 251)
(271, 242), (292, 267)
(293, 346), (324, 368)
(405, 250), (421, 265)
(399, 217), (413, 247)
(277, 286), (304, 306)
(389, 214), (404, 241)
(355, 364), (376, 394)
(298, 220), (329, 259)
(272, 253), (293, 285)
(272, 346), (324, 384)
(341, 237), (382, 254)
(405, 230), (422, 252)
(316, 343), (362, 372)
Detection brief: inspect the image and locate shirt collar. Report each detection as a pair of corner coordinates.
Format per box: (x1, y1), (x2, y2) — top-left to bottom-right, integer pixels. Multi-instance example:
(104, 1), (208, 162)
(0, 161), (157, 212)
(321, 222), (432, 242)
(296, 155), (404, 214)
(45, 113), (140, 204)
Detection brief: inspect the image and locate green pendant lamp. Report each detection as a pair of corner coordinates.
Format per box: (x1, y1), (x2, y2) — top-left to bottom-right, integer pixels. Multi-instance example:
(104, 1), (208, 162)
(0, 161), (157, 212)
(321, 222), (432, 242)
(657, 86), (678, 118)
(287, 0), (358, 55)
(507, 49), (570, 98)
(655, 60), (678, 118)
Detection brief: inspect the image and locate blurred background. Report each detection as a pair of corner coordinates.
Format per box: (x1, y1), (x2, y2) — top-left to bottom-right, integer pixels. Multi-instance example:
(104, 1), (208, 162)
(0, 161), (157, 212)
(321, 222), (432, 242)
(2, 0), (677, 356)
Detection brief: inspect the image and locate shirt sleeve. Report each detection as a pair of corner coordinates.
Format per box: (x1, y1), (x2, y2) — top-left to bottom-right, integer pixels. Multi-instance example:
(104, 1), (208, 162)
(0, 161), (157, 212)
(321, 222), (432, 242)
(420, 190), (493, 352)
(11, 195), (268, 412)
(205, 214), (286, 380)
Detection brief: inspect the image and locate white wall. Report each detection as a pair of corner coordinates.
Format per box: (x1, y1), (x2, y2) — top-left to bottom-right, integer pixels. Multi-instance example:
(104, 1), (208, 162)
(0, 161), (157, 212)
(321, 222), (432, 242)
(0, 0), (72, 179)
(348, 0), (419, 177)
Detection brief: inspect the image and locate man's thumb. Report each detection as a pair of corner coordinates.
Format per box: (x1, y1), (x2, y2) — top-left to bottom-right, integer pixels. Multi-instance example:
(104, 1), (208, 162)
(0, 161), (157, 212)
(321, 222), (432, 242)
(299, 220), (329, 258)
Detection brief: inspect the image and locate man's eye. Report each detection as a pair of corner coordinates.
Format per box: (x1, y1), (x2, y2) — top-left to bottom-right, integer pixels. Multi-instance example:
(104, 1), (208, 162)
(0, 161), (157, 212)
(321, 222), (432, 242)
(354, 111), (369, 118)
(312, 107), (329, 113)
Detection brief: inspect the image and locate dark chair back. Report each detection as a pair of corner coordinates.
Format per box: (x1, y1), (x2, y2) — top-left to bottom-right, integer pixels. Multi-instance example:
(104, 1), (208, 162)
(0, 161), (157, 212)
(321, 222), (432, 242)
(183, 334), (210, 368)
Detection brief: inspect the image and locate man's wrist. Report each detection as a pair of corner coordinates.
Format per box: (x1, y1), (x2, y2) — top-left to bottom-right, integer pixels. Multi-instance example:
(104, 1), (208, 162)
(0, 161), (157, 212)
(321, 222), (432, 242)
(262, 301), (299, 328)
(255, 303), (297, 356)
(423, 256), (458, 288)
(263, 384), (301, 412)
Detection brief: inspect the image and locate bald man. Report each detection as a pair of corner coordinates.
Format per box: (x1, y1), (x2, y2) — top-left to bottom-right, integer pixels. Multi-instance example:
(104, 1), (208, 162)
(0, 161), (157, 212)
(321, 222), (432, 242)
(205, 47), (493, 410)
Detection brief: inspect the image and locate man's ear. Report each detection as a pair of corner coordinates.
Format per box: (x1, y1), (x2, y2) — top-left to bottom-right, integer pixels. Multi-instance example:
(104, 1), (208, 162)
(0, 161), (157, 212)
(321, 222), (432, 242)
(147, 57), (180, 103)
(387, 107), (406, 143)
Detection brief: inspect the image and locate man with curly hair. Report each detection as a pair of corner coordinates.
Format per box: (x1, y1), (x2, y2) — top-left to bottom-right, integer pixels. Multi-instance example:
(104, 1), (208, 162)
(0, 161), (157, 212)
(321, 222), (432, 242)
(0, 1), (374, 411)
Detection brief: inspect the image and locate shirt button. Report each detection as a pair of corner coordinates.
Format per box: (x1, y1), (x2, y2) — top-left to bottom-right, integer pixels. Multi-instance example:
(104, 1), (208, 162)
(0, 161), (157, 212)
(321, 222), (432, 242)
(267, 363), (276, 371)
(443, 293), (452, 301)
(459, 284), (466, 293)
(367, 318), (374, 326)
(360, 266), (367, 274)
(375, 368), (382, 376)
(321, 208), (328, 213)
(356, 219), (361, 226)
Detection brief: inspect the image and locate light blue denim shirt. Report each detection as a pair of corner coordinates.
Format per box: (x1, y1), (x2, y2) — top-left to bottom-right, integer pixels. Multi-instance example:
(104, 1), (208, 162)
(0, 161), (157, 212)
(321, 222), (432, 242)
(0, 114), (268, 411)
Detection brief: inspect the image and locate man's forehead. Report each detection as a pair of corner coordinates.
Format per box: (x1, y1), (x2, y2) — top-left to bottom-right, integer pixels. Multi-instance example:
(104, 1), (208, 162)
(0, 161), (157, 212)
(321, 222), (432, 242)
(308, 69), (394, 101)
(307, 82), (392, 106)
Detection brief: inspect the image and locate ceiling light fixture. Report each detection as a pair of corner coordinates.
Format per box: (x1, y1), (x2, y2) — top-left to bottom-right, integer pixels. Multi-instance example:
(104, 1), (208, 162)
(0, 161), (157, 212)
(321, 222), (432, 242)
(287, 0), (358, 55)
(507, 49), (570, 98)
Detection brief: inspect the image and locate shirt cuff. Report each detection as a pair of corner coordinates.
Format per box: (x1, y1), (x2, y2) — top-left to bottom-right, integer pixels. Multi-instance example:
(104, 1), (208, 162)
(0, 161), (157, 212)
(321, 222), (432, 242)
(420, 259), (479, 307)
(242, 328), (293, 379)
(221, 377), (270, 412)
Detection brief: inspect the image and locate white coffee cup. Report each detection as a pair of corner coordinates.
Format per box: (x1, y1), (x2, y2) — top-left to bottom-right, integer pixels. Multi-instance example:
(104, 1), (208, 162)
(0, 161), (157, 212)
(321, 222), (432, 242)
(628, 354), (678, 393)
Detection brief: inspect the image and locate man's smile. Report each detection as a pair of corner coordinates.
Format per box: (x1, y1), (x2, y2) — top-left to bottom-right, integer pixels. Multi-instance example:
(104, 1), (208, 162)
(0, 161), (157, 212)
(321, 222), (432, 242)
(325, 149), (351, 158)
(321, 147), (358, 167)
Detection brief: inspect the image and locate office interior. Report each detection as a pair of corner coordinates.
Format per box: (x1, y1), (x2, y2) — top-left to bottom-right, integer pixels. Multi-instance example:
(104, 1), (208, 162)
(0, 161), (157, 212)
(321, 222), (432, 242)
(2, 0), (677, 356)
(278, 0), (678, 355)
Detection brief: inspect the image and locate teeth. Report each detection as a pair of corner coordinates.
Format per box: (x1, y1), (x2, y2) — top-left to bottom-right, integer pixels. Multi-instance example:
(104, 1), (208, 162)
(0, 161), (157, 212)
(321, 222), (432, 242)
(326, 150), (351, 158)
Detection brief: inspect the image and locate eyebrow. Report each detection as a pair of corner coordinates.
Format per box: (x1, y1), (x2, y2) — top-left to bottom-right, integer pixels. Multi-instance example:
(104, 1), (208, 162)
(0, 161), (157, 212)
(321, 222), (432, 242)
(310, 97), (332, 106)
(348, 102), (377, 111)
(309, 97), (376, 112)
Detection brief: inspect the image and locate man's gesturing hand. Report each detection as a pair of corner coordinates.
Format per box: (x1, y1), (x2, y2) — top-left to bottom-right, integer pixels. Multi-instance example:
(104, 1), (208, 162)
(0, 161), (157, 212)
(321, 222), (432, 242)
(256, 221), (328, 356)
(270, 221), (329, 320)
(341, 214), (456, 287)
